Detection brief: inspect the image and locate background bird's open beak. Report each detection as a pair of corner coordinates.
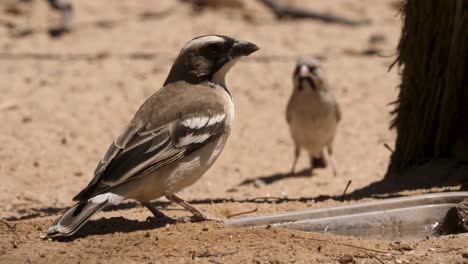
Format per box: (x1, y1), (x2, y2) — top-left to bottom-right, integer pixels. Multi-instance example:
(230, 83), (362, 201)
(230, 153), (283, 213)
(231, 40), (260, 57)
(299, 65), (310, 77)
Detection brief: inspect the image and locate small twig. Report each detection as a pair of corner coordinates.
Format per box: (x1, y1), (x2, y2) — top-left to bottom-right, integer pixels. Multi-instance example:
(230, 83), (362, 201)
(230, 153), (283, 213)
(384, 143), (394, 153)
(351, 254), (386, 264)
(372, 255), (385, 264)
(305, 237), (400, 255)
(434, 247), (464, 253)
(0, 220), (18, 237)
(334, 244), (395, 255)
(227, 208), (258, 219)
(0, 220), (16, 230)
(340, 180), (352, 202)
(193, 250), (239, 259)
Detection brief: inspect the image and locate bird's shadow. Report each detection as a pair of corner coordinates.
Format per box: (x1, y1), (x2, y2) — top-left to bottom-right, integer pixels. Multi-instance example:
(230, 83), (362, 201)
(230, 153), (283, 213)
(237, 168), (313, 186)
(52, 216), (174, 242)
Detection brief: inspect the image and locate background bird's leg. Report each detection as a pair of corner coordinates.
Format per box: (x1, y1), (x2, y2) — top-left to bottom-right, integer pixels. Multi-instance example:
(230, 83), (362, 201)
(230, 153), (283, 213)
(290, 147), (300, 174)
(326, 146), (338, 176)
(61, 4), (72, 32)
(165, 193), (221, 222)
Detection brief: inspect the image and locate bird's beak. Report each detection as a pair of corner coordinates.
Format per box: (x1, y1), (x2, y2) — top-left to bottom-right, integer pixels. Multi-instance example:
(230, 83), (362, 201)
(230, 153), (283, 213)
(299, 65), (310, 77)
(231, 40), (260, 57)
(297, 65), (318, 91)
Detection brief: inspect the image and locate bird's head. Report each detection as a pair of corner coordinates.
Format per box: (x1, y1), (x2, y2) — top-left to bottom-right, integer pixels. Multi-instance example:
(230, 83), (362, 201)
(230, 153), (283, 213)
(293, 57), (325, 92)
(164, 35), (259, 87)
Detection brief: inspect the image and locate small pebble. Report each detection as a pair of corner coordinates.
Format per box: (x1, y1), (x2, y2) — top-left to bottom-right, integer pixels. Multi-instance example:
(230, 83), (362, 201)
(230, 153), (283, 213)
(22, 116), (32, 123)
(338, 255), (355, 264)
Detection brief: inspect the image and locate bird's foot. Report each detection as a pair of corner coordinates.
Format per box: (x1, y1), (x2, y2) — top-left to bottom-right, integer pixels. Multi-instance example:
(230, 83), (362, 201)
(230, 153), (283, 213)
(142, 201), (175, 224)
(164, 193), (223, 223)
(312, 157), (327, 168)
(146, 216), (176, 225)
(176, 213), (223, 223)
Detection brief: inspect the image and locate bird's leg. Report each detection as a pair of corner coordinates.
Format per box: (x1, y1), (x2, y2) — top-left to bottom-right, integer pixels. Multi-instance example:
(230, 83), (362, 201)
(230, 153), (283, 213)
(326, 146), (338, 176)
(290, 147), (300, 174)
(141, 201), (174, 223)
(61, 4), (73, 32)
(165, 193), (222, 223)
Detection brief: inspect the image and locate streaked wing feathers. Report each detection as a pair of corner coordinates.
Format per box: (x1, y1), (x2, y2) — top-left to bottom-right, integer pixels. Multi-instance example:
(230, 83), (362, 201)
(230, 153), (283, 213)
(73, 114), (226, 201)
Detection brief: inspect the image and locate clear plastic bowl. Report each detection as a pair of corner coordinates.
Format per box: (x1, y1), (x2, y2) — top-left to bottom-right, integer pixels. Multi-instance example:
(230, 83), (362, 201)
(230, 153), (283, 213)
(225, 192), (468, 240)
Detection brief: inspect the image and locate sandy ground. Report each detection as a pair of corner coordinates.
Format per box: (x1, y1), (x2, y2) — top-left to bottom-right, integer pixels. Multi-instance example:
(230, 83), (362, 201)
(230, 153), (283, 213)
(1, 0), (467, 263)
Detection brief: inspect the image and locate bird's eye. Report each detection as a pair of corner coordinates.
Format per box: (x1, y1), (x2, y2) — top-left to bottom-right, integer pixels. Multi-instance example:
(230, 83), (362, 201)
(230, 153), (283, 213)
(308, 66), (316, 72)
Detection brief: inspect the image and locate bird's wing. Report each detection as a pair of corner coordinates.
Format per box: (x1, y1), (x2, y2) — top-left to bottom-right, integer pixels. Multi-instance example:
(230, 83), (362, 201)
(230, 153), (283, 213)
(73, 82), (229, 201)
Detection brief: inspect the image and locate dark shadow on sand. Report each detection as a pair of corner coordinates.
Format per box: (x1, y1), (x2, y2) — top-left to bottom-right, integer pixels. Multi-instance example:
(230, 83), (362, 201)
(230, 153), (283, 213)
(346, 159), (468, 198)
(237, 168), (313, 186)
(52, 216), (175, 242)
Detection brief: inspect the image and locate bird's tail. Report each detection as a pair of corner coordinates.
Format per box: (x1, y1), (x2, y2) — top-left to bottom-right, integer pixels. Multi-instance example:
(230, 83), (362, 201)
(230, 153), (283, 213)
(43, 193), (124, 238)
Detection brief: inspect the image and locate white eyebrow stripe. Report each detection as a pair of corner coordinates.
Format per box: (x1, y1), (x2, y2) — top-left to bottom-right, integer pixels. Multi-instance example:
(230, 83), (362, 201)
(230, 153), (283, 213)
(181, 36), (225, 52)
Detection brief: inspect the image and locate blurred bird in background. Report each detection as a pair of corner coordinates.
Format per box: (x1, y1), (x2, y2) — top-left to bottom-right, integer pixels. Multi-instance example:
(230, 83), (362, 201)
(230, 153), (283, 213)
(1, 0), (72, 38)
(286, 57), (341, 176)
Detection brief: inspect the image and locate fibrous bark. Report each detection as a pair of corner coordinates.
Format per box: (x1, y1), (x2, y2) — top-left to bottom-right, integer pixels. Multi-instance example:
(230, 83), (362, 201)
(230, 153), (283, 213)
(388, 0), (468, 175)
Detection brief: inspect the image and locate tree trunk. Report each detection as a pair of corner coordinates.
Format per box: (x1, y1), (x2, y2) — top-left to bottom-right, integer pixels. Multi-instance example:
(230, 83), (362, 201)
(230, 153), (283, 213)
(388, 0), (468, 176)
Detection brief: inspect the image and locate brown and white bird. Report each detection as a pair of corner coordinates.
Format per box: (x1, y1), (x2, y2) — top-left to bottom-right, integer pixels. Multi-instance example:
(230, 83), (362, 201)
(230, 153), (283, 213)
(44, 35), (259, 238)
(286, 57), (341, 175)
